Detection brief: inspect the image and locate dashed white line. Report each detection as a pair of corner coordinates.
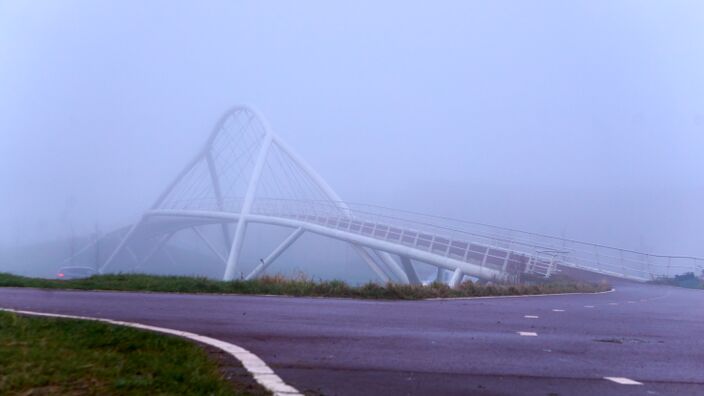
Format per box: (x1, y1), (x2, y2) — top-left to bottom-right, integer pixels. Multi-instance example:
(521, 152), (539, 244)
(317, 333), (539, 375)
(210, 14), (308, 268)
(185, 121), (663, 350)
(627, 301), (636, 304)
(584, 305), (595, 308)
(552, 309), (565, 312)
(608, 303), (618, 306)
(524, 315), (539, 319)
(1, 308), (301, 396)
(604, 377), (643, 385)
(518, 331), (538, 336)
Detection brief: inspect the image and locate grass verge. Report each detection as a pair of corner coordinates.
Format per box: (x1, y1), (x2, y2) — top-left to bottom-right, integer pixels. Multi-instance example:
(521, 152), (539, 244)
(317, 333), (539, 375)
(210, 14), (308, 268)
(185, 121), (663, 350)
(0, 272), (610, 299)
(0, 311), (266, 395)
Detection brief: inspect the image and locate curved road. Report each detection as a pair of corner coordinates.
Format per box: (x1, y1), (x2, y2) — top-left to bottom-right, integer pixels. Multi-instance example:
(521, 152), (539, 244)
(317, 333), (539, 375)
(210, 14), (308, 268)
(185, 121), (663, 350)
(1, 281), (703, 395)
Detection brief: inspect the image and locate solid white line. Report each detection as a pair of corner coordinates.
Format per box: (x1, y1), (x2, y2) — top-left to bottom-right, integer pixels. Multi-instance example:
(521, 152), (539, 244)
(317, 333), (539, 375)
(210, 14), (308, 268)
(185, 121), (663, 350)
(0, 308), (301, 396)
(517, 331), (538, 336)
(524, 315), (539, 319)
(604, 376), (643, 385)
(552, 309), (565, 312)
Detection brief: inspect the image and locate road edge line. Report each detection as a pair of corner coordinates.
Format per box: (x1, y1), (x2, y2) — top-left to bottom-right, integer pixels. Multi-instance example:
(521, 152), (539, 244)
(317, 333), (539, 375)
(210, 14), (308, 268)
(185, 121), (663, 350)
(0, 307), (301, 396)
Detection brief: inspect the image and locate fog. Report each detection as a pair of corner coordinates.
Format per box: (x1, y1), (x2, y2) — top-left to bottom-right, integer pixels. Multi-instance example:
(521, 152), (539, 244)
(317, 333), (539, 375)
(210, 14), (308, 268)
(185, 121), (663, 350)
(1, 1), (703, 277)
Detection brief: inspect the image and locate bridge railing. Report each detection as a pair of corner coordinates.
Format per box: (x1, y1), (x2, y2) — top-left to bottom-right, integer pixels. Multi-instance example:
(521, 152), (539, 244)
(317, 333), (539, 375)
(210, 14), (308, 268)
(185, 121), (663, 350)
(158, 197), (704, 281)
(248, 198), (540, 277)
(248, 198), (704, 281)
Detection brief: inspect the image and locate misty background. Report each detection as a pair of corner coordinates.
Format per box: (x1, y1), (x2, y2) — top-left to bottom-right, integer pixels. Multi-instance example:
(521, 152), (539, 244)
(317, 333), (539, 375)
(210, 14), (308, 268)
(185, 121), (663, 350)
(1, 1), (703, 279)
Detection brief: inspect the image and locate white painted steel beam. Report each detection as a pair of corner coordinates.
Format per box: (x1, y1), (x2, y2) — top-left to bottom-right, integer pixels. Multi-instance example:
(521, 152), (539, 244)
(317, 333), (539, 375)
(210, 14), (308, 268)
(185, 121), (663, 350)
(271, 136), (350, 217)
(205, 151), (232, 249)
(351, 245), (390, 283)
(435, 267), (447, 283)
(400, 255), (421, 285)
(368, 249), (402, 282)
(223, 134), (273, 281)
(376, 251), (410, 284)
(246, 227), (304, 280)
(139, 232), (174, 266)
(163, 246), (177, 266)
(373, 250), (399, 281)
(449, 268), (464, 288)
(100, 220), (144, 273)
(192, 227), (228, 265)
(125, 246), (140, 264)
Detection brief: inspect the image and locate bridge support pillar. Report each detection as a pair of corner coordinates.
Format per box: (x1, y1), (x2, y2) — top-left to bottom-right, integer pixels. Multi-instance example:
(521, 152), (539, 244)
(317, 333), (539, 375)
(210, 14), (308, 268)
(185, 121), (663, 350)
(223, 134), (273, 281)
(449, 268), (464, 289)
(137, 232), (175, 270)
(99, 219), (143, 274)
(223, 219), (248, 280)
(377, 251), (410, 284)
(192, 227), (228, 265)
(351, 245), (390, 283)
(246, 227), (305, 280)
(400, 255), (421, 285)
(435, 267), (446, 283)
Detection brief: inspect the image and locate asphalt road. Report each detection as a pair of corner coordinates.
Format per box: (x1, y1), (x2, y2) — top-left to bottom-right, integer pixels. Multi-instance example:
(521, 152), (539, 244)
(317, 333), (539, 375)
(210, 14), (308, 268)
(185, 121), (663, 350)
(1, 281), (703, 396)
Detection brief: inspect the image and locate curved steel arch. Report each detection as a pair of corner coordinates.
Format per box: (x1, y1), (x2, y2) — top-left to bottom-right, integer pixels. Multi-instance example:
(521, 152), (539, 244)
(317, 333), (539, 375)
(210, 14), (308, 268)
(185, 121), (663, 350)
(100, 106), (417, 283)
(150, 105), (348, 212)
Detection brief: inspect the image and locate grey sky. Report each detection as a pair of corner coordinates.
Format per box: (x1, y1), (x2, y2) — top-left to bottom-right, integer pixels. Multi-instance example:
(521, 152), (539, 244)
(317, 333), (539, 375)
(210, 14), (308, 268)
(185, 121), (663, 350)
(1, 1), (703, 255)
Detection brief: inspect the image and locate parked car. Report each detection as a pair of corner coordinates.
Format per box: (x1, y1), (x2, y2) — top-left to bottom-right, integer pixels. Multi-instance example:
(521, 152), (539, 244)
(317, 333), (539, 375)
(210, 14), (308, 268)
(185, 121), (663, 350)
(56, 266), (97, 279)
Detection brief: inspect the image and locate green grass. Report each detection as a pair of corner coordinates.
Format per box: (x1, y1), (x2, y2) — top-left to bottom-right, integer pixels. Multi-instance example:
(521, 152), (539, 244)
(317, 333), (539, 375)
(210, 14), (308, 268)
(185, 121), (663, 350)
(0, 311), (262, 395)
(0, 272), (610, 299)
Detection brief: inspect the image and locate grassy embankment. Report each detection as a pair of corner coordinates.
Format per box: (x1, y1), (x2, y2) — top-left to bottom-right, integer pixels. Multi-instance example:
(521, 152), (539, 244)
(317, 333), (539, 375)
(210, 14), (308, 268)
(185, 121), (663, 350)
(0, 272), (610, 299)
(0, 311), (267, 395)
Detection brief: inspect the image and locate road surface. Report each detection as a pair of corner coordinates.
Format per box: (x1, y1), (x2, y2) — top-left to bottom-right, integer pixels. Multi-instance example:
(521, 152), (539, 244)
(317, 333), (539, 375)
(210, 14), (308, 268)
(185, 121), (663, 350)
(1, 281), (702, 395)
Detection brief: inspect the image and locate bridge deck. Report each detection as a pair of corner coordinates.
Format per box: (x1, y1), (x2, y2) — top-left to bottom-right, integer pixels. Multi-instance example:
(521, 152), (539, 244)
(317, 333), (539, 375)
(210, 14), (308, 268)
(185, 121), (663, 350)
(276, 212), (555, 278)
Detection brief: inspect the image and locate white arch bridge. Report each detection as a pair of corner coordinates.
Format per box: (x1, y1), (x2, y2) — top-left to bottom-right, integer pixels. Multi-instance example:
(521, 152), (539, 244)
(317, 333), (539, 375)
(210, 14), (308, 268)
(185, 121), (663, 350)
(66, 106), (704, 286)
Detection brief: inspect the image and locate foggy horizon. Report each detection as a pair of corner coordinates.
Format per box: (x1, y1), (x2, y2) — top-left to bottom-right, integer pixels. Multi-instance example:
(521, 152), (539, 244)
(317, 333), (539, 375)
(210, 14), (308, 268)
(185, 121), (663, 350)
(2, 1), (703, 258)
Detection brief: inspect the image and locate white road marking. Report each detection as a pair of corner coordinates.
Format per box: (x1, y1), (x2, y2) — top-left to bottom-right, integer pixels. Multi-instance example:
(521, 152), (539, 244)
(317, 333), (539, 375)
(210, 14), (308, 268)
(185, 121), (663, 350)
(584, 305), (594, 308)
(524, 315), (539, 319)
(552, 309), (565, 312)
(604, 377), (643, 385)
(518, 331), (538, 336)
(627, 301), (636, 304)
(0, 308), (301, 396)
(608, 303), (618, 306)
